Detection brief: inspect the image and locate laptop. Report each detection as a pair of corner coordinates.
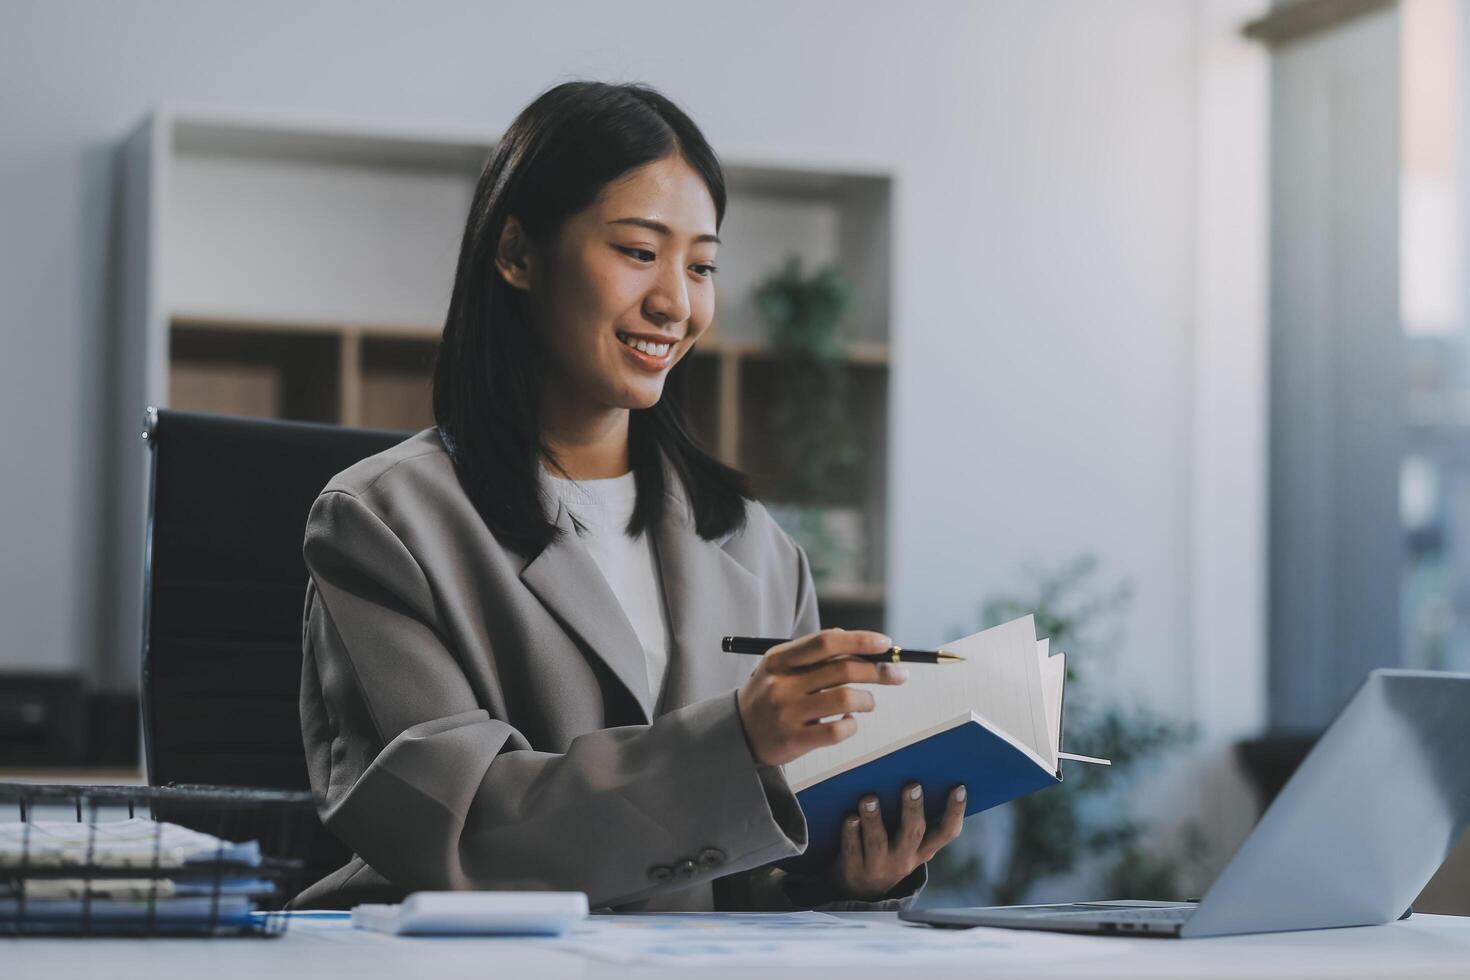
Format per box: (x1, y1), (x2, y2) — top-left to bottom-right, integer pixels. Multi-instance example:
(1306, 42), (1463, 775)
(901, 669), (1470, 938)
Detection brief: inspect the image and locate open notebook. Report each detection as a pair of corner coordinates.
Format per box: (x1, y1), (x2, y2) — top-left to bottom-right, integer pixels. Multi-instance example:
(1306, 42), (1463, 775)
(779, 614), (1102, 872)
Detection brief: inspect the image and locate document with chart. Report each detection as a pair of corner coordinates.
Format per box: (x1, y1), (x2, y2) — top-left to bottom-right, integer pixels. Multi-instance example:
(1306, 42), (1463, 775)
(779, 614), (1104, 871)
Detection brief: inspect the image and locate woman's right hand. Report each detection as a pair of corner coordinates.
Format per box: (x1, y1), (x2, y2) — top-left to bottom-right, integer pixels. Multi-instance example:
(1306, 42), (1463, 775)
(735, 628), (909, 767)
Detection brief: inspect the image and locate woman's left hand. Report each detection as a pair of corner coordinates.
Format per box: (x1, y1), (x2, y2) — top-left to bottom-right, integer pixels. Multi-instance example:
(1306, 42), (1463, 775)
(832, 782), (967, 900)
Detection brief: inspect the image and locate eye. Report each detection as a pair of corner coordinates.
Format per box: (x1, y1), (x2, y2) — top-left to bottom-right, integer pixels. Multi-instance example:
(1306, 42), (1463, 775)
(616, 245), (718, 279)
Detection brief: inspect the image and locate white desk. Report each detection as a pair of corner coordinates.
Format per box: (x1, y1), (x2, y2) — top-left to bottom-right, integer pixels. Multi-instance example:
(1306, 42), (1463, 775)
(5, 912), (1469, 979)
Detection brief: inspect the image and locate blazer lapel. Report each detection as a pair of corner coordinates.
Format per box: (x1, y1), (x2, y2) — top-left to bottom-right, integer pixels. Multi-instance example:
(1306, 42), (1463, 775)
(519, 495), (654, 722)
(651, 456), (764, 716)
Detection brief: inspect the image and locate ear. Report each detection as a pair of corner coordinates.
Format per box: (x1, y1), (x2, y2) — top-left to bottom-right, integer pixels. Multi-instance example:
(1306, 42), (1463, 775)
(495, 215), (534, 291)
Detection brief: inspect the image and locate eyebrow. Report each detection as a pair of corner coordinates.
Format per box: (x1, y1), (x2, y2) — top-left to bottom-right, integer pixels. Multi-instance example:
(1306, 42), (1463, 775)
(607, 217), (720, 245)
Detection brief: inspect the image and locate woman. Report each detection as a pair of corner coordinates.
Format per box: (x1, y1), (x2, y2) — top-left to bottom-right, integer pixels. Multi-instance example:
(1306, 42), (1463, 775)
(292, 80), (966, 912)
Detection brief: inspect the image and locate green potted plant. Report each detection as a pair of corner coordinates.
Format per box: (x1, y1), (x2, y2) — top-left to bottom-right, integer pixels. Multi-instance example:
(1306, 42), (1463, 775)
(752, 255), (864, 587)
(926, 555), (1204, 904)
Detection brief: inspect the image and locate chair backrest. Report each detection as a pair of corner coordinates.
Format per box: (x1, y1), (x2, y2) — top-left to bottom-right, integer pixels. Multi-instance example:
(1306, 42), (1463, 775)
(140, 408), (407, 793)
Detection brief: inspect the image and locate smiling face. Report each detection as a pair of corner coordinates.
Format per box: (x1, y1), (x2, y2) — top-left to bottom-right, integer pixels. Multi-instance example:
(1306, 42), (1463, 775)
(497, 152), (720, 418)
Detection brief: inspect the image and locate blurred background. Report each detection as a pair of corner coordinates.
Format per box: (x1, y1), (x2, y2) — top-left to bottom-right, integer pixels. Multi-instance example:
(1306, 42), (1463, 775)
(1, 0), (1467, 912)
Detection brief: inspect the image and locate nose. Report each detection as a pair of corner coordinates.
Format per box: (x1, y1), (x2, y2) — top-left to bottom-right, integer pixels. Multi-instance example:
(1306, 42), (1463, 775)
(643, 260), (691, 327)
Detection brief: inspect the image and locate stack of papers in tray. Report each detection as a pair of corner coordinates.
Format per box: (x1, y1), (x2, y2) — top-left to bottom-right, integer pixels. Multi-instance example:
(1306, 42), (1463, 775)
(0, 819), (266, 932)
(0, 817), (262, 868)
(0, 895), (257, 932)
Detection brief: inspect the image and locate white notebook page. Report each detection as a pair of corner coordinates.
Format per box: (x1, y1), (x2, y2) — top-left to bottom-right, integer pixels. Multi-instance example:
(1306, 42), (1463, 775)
(781, 615), (1050, 789)
(1038, 644), (1066, 771)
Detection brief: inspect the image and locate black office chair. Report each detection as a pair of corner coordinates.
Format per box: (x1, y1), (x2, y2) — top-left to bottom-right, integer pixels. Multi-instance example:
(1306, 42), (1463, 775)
(140, 407), (409, 883)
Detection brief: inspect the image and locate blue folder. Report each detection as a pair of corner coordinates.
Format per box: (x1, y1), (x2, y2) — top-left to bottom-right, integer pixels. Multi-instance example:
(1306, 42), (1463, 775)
(780, 714), (1062, 874)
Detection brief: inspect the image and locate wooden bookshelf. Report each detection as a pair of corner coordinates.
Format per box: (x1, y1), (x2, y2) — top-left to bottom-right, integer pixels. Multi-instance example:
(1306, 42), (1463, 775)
(116, 110), (894, 642)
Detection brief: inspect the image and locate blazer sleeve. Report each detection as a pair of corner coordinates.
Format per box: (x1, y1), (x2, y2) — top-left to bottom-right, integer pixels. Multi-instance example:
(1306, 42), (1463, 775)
(712, 529), (928, 912)
(299, 489), (806, 909)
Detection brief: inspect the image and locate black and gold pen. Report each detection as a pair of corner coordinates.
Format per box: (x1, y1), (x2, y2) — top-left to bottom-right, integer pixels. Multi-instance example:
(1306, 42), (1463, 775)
(721, 636), (965, 664)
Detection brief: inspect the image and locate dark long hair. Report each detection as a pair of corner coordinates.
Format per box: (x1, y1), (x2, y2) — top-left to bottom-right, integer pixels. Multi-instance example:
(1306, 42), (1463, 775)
(432, 80), (752, 557)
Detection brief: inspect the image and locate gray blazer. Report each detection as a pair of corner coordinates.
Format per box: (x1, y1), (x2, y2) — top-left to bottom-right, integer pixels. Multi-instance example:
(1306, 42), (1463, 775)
(292, 428), (923, 911)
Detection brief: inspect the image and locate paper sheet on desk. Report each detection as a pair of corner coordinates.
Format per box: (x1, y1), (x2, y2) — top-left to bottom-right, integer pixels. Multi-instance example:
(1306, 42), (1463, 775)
(546, 912), (1134, 967)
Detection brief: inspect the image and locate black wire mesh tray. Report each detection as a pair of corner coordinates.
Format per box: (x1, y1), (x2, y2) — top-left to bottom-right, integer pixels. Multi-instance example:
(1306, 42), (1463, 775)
(0, 782), (316, 937)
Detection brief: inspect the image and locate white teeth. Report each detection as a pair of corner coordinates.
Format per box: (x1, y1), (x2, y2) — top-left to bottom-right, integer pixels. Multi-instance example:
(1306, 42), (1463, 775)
(618, 333), (670, 357)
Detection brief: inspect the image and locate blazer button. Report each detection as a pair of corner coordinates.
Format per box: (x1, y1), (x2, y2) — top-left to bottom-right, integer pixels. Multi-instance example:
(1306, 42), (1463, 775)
(696, 847), (726, 869)
(648, 865), (674, 884)
(674, 858), (697, 879)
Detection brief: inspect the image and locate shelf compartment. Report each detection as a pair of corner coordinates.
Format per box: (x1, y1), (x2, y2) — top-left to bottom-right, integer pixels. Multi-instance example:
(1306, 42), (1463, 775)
(358, 335), (438, 432)
(671, 348), (723, 457)
(168, 323), (341, 424)
(737, 358), (887, 510)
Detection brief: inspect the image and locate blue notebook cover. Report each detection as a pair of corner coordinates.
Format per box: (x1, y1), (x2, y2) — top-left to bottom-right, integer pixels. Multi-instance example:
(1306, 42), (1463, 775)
(780, 715), (1061, 874)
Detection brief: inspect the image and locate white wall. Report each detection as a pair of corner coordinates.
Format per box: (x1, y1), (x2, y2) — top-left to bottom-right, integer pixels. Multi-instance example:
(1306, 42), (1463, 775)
(0, 0), (1268, 875)
(885, 6), (1199, 715)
